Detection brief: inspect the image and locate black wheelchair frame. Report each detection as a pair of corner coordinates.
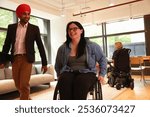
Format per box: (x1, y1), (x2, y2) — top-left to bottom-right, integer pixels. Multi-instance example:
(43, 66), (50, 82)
(107, 67), (134, 90)
(53, 79), (103, 100)
(107, 48), (134, 90)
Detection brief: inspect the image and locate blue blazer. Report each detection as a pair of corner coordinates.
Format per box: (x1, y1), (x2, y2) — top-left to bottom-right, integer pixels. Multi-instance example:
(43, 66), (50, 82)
(2, 23), (47, 66)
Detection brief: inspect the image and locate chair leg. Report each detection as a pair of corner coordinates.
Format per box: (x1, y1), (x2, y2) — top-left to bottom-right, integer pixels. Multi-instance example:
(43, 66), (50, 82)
(141, 70), (146, 85)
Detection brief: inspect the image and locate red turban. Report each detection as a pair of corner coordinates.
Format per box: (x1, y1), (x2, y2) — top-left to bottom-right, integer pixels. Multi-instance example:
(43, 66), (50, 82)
(16, 4), (31, 18)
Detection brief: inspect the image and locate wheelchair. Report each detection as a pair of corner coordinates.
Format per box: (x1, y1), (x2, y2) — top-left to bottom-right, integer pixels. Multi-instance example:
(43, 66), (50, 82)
(107, 48), (134, 90)
(53, 79), (103, 100)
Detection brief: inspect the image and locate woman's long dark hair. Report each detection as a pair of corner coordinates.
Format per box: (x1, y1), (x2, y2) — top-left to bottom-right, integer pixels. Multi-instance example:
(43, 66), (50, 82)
(65, 21), (86, 58)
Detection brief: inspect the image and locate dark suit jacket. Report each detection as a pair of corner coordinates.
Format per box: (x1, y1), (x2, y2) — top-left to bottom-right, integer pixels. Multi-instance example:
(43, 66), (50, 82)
(2, 23), (47, 66)
(0, 52), (11, 64)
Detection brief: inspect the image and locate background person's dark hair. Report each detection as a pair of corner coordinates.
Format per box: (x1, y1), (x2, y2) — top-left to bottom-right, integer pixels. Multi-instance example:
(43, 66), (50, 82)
(65, 21), (86, 58)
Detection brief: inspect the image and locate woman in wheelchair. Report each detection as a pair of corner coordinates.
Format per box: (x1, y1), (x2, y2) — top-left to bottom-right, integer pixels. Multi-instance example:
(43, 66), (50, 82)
(54, 21), (107, 100)
(107, 42), (134, 90)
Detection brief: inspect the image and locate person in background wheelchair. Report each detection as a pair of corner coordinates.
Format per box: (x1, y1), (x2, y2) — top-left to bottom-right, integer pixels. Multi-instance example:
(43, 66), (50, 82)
(107, 42), (134, 90)
(54, 21), (107, 100)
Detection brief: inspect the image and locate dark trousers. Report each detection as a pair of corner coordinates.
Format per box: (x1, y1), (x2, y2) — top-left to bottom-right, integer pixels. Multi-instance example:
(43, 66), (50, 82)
(57, 72), (97, 100)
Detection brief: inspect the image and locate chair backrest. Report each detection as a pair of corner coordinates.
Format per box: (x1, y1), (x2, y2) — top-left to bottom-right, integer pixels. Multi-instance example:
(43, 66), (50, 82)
(142, 56), (150, 61)
(130, 56), (143, 65)
(138, 56), (150, 67)
(113, 48), (131, 73)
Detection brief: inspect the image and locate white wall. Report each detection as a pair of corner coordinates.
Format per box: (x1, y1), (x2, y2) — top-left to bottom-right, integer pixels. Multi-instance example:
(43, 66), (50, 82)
(50, 18), (67, 65)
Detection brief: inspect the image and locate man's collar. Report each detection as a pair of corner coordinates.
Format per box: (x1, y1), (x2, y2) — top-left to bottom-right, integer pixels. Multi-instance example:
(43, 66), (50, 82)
(18, 22), (28, 27)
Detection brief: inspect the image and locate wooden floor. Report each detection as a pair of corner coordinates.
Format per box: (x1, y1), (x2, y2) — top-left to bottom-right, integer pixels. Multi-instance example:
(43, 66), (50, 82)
(0, 75), (150, 100)
(114, 75), (150, 100)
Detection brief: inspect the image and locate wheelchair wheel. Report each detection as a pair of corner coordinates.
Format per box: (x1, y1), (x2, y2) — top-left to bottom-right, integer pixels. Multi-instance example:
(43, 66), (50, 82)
(116, 83), (121, 90)
(54, 79), (103, 100)
(53, 83), (60, 100)
(108, 76), (115, 87)
(93, 80), (103, 100)
(130, 80), (134, 90)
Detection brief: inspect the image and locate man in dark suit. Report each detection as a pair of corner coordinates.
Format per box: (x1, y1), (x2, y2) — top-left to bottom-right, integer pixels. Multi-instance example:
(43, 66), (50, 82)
(0, 4), (47, 100)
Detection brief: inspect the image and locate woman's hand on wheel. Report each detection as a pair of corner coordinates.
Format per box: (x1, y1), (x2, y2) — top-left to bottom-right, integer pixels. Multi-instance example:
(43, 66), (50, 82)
(98, 76), (106, 85)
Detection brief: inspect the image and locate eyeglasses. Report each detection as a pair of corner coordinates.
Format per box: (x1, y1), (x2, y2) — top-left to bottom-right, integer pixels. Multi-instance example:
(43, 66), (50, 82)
(68, 27), (80, 32)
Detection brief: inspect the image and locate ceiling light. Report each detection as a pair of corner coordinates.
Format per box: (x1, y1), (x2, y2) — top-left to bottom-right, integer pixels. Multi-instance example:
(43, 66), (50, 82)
(129, 4), (133, 19)
(61, 0), (65, 17)
(109, 0), (114, 6)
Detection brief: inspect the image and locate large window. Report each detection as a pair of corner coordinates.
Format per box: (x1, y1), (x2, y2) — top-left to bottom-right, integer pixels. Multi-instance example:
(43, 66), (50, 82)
(0, 8), (14, 51)
(29, 16), (49, 63)
(107, 33), (145, 58)
(33, 36), (48, 62)
(106, 18), (145, 58)
(0, 31), (6, 51)
(106, 18), (144, 34)
(30, 16), (47, 34)
(0, 8), (13, 28)
(84, 24), (104, 51)
(90, 37), (103, 50)
(84, 24), (102, 37)
(84, 17), (146, 59)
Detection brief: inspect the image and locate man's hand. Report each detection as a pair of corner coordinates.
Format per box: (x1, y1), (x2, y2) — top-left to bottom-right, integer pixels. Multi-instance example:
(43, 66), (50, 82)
(0, 64), (4, 69)
(41, 65), (47, 74)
